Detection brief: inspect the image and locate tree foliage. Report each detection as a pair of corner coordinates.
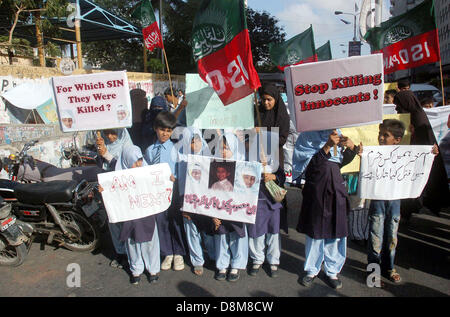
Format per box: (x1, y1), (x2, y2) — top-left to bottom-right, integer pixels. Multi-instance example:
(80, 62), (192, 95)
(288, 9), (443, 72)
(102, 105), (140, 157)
(246, 8), (286, 72)
(0, 0), (70, 63)
(79, 0), (286, 74)
(82, 0), (153, 71)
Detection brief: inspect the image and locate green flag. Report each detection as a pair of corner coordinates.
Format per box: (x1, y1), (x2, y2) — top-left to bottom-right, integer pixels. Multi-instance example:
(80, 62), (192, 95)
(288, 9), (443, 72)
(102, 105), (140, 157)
(269, 25), (317, 71)
(191, 0), (261, 106)
(316, 41), (332, 61)
(131, 0), (164, 52)
(364, 0), (439, 74)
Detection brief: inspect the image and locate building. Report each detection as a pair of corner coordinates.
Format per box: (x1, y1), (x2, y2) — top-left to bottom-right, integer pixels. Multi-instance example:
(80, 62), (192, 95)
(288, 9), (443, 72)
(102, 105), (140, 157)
(435, 0), (450, 68)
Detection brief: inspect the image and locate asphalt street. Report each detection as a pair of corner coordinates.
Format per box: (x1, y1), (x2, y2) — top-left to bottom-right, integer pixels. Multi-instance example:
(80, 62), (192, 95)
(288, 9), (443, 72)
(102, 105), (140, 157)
(0, 187), (449, 298)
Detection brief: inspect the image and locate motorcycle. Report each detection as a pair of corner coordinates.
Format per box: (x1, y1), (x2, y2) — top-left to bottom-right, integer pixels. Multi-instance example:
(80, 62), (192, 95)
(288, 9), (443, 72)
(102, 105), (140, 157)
(3, 139), (102, 183)
(61, 133), (98, 167)
(0, 179), (101, 266)
(0, 197), (32, 266)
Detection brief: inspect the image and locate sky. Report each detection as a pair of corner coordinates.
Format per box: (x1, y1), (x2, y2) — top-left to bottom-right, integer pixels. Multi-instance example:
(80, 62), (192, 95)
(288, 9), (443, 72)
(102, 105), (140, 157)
(247, 0), (392, 60)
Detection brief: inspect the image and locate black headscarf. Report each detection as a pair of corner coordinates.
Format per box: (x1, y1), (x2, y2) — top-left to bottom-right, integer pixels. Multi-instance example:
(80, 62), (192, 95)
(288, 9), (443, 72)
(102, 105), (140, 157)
(394, 90), (436, 145)
(256, 84), (290, 147)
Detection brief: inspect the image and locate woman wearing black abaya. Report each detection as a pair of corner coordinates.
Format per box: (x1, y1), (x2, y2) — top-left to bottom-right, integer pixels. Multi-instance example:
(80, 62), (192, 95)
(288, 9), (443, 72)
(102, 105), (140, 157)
(394, 90), (449, 218)
(256, 84), (291, 233)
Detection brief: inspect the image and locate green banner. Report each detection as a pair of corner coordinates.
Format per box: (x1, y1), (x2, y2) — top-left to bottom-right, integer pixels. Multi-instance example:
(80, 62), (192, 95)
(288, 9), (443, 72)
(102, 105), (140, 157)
(269, 25), (316, 67)
(316, 40), (332, 61)
(364, 0), (435, 51)
(131, 0), (157, 27)
(191, 0), (246, 62)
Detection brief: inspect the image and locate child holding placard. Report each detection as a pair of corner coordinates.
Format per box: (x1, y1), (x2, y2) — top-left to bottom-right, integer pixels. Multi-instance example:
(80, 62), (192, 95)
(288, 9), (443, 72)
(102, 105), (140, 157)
(145, 111), (187, 272)
(212, 132), (248, 282)
(366, 119), (439, 284)
(100, 145), (160, 285)
(177, 127), (215, 276)
(296, 129), (361, 289)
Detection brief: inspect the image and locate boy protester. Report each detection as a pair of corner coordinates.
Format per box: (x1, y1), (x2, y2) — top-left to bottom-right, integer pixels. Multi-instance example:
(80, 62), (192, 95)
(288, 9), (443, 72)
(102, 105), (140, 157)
(366, 119), (438, 283)
(144, 111), (187, 272)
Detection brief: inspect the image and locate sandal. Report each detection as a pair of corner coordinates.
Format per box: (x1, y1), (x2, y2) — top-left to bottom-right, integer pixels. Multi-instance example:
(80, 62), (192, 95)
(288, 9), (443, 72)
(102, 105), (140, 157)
(194, 266), (204, 276)
(389, 270), (402, 283)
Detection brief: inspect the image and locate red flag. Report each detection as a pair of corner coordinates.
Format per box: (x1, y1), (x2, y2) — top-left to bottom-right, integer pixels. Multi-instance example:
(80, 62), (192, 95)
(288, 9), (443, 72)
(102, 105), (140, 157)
(191, 0), (261, 106)
(132, 0), (164, 52)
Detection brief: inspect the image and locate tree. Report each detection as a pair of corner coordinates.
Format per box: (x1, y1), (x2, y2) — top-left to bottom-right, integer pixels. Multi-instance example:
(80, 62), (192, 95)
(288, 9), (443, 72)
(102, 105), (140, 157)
(0, 0), (69, 65)
(162, 1), (286, 74)
(161, 0), (202, 74)
(81, 0), (155, 72)
(246, 7), (286, 72)
(80, 0), (286, 74)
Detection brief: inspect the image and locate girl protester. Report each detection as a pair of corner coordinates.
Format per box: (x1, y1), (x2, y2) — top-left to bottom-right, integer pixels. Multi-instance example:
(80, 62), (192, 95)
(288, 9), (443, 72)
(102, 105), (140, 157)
(212, 132), (248, 282)
(95, 128), (133, 269)
(177, 127), (216, 276)
(294, 129), (361, 289)
(113, 145), (160, 285)
(256, 84), (291, 233)
(246, 131), (285, 278)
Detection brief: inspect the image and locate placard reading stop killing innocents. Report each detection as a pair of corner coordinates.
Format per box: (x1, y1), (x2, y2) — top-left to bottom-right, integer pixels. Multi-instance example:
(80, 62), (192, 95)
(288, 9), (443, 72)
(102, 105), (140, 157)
(285, 54), (384, 132)
(51, 71), (132, 132)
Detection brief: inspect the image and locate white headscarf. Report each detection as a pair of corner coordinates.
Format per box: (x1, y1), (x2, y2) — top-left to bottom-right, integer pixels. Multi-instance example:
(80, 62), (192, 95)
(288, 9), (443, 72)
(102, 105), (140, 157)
(115, 145), (147, 171)
(234, 162), (260, 193)
(100, 128), (133, 160)
(215, 131), (245, 161)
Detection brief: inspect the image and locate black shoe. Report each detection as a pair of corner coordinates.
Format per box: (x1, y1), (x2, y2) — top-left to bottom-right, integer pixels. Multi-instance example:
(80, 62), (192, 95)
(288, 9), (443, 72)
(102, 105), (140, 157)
(249, 265), (260, 277)
(300, 274), (316, 287)
(130, 275), (140, 285)
(148, 274), (159, 284)
(269, 265), (279, 278)
(215, 270), (227, 281)
(118, 254), (129, 268)
(325, 276), (343, 289)
(227, 270), (240, 282)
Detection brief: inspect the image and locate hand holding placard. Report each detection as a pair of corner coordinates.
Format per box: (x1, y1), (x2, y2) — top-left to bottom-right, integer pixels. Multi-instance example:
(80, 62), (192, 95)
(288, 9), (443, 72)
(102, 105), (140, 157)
(96, 131), (107, 156)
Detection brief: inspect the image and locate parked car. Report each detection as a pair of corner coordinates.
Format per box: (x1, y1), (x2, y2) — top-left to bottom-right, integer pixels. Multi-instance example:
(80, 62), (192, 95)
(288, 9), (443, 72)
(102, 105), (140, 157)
(410, 83), (443, 107)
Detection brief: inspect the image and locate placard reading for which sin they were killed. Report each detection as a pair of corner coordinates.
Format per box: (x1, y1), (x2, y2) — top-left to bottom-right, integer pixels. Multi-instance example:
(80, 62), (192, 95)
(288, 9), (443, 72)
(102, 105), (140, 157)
(51, 71), (132, 132)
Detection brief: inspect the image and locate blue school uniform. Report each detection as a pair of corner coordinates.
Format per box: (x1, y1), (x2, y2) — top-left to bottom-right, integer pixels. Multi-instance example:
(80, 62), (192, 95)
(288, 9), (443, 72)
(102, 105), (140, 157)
(145, 139), (187, 257)
(247, 167), (285, 266)
(177, 127), (216, 266)
(116, 145), (160, 276)
(212, 132), (248, 271)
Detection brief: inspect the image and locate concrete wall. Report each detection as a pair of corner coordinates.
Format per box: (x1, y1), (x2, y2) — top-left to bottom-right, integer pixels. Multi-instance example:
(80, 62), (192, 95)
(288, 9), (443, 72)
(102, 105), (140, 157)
(0, 65), (186, 173)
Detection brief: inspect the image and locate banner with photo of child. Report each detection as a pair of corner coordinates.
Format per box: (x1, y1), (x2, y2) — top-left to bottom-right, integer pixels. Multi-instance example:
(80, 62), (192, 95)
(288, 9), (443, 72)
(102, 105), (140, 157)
(182, 154), (262, 224)
(51, 71), (132, 132)
(97, 163), (173, 223)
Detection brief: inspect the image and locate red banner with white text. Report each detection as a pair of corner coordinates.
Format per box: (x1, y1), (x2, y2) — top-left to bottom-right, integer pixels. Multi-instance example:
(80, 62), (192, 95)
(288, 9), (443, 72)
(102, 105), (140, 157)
(196, 29), (261, 106)
(374, 29), (440, 74)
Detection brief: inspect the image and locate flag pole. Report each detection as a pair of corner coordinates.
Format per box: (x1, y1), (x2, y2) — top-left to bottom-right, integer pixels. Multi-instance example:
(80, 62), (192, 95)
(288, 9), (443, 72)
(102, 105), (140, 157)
(253, 90), (268, 172)
(436, 28), (445, 106)
(162, 48), (175, 102)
